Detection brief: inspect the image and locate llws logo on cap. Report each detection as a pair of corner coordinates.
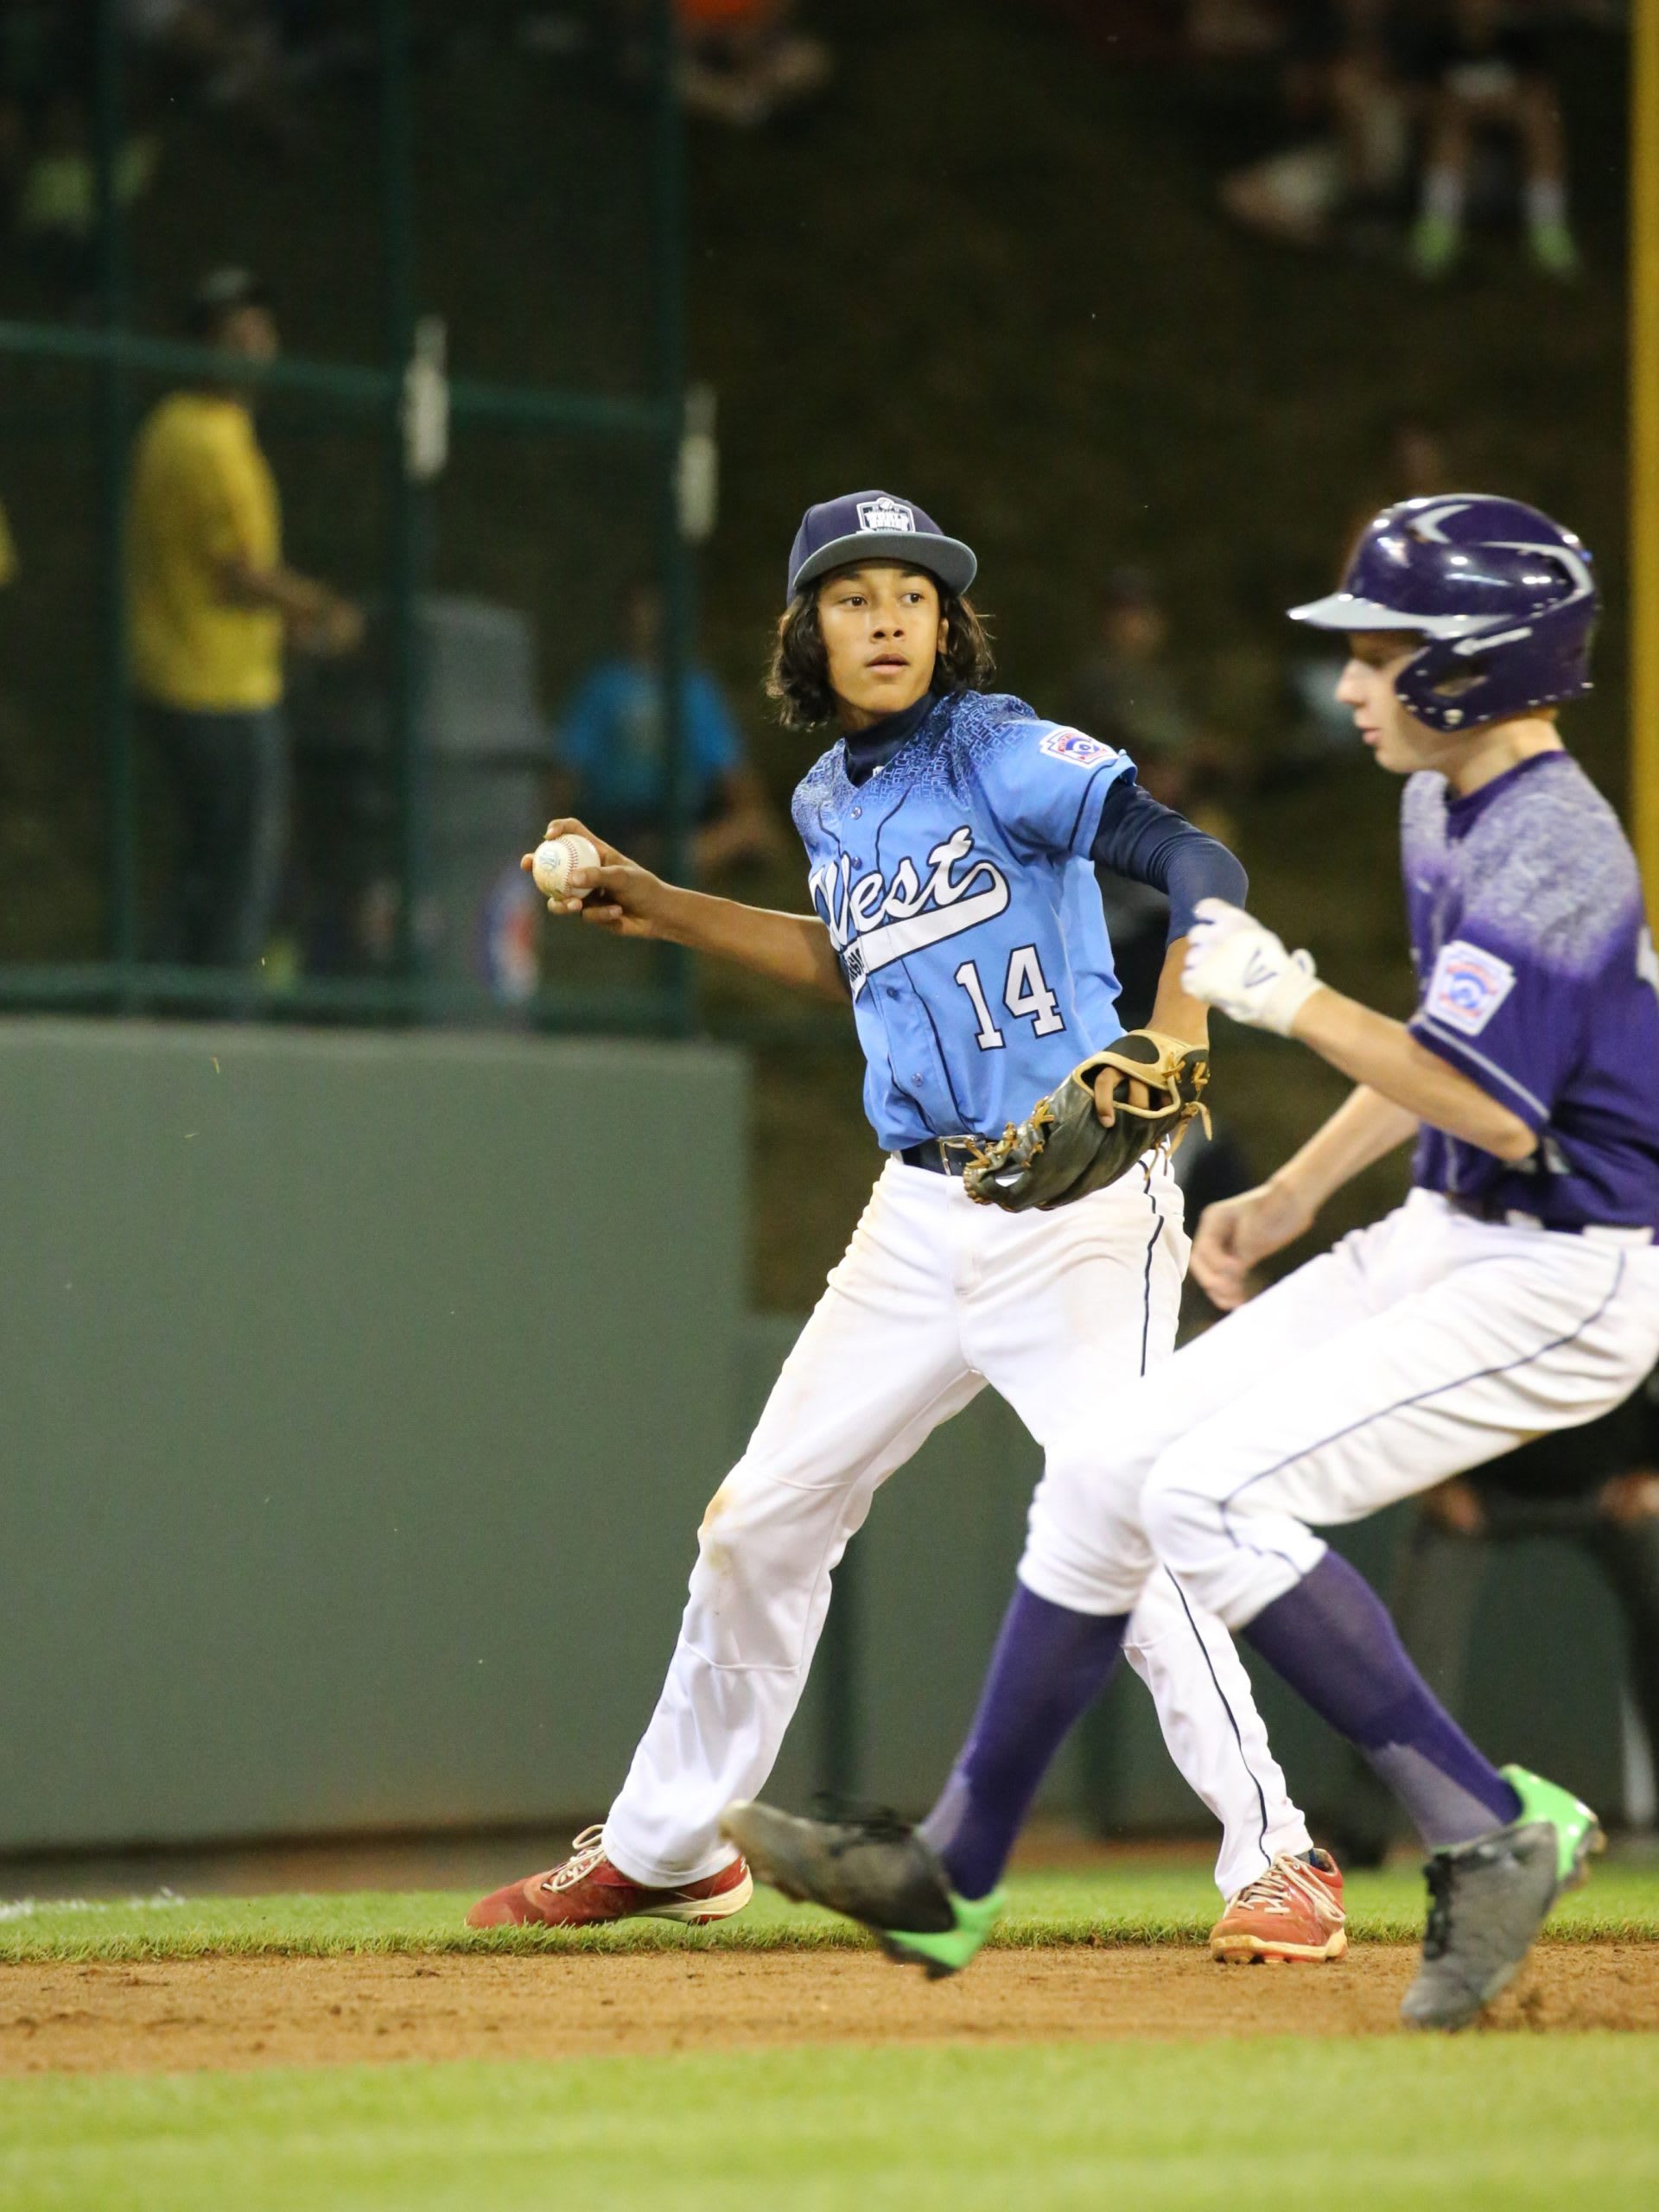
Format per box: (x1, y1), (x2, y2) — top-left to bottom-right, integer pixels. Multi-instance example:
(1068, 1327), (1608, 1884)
(1425, 938), (1516, 1038)
(856, 496), (915, 534)
(1039, 728), (1117, 770)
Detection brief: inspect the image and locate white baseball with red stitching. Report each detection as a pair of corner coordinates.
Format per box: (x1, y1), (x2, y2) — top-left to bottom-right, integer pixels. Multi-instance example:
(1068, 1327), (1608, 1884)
(532, 834), (601, 900)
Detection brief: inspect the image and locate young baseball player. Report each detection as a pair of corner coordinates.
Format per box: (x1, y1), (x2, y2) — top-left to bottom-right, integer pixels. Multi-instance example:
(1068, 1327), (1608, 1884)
(469, 491), (1344, 1956)
(725, 495), (1659, 2028)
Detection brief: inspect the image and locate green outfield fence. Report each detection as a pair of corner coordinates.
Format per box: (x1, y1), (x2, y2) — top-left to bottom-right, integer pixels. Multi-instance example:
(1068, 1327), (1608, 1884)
(0, 0), (695, 1033)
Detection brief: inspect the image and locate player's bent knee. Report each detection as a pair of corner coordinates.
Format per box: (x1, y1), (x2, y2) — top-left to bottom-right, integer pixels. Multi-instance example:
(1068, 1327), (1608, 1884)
(1020, 1508), (1150, 1615)
(680, 1452), (861, 1671)
(1140, 1459), (1228, 1582)
(684, 1508), (813, 1672)
(1021, 1427), (1154, 1612)
(694, 1457), (822, 1566)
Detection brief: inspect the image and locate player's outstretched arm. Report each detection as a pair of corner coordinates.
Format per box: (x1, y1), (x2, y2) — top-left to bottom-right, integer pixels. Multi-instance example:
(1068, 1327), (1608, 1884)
(523, 818), (846, 1001)
(1288, 989), (1535, 1158)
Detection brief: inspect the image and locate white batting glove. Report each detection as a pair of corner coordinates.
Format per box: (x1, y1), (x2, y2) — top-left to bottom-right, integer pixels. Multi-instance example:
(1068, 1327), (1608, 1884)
(1181, 898), (1320, 1037)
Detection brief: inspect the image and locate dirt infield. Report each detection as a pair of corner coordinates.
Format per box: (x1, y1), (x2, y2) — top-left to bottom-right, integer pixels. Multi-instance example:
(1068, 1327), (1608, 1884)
(3, 1942), (1657, 2074)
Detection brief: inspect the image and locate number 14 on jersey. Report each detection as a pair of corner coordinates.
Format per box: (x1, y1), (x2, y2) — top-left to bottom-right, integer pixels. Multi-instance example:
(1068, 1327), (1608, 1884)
(955, 944), (1065, 1051)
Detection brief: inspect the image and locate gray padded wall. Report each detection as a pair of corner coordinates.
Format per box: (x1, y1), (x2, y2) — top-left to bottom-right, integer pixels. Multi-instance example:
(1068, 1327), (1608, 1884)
(0, 1020), (746, 1851)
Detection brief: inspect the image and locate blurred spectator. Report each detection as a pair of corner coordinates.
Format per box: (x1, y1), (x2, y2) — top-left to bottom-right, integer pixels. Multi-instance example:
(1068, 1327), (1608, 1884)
(552, 580), (782, 876)
(125, 0), (365, 92)
(1346, 416), (1456, 543)
(1290, 417), (1460, 753)
(121, 1), (356, 154)
(676, 0), (832, 129)
(14, 89), (158, 296)
(124, 2), (277, 108)
(1065, 567), (1238, 1020)
(0, 8), (156, 299)
(1064, 567), (1230, 816)
(1218, 2), (1409, 249)
(1401, 0), (1578, 279)
(1331, 1370), (1659, 1863)
(1186, 0), (1286, 57)
(127, 267), (362, 973)
(0, 493), (16, 592)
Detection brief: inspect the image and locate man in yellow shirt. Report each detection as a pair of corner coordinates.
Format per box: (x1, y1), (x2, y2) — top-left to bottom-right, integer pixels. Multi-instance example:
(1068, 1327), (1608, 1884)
(128, 268), (360, 971)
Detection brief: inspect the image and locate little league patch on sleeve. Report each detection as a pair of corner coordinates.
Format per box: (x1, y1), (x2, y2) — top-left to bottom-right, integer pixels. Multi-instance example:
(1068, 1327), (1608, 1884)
(1039, 728), (1117, 769)
(1424, 938), (1517, 1036)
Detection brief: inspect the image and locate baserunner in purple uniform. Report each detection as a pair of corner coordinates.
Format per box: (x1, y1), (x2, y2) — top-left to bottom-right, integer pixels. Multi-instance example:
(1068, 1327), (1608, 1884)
(724, 496), (1659, 2030)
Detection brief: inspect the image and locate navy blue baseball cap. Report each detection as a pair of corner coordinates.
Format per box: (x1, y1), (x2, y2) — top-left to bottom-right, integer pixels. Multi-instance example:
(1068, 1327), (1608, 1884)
(785, 490), (977, 601)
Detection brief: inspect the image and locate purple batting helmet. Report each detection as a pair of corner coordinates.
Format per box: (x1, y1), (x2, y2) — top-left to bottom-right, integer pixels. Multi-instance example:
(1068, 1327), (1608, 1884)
(1288, 495), (1599, 733)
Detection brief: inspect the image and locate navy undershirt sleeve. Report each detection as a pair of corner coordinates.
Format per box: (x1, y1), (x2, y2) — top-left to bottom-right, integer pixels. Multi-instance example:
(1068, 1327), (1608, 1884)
(1089, 777), (1248, 941)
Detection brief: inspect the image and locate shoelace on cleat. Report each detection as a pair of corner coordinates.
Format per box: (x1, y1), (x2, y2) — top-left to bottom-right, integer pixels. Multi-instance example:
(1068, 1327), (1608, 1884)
(541, 1825), (608, 1894)
(1224, 1853), (1344, 1925)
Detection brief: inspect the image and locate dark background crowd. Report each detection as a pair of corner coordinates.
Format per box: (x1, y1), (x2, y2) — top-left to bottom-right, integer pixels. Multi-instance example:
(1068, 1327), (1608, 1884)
(0, 3), (1616, 302)
(0, 0), (1633, 1113)
(0, 0), (1636, 1235)
(1195, 0), (1605, 277)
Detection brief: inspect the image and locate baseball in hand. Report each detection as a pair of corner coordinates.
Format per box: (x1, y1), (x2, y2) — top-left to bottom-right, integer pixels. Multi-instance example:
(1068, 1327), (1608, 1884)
(532, 835), (601, 900)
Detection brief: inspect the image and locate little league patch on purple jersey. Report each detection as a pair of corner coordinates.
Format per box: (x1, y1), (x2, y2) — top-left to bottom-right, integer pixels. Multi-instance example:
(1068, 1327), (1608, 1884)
(1401, 753), (1659, 1229)
(1421, 940), (1517, 1037)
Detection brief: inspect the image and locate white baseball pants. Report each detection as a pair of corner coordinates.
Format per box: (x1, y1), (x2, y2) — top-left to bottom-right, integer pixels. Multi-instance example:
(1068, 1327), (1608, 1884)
(1022, 1190), (1659, 1628)
(603, 1157), (1312, 1898)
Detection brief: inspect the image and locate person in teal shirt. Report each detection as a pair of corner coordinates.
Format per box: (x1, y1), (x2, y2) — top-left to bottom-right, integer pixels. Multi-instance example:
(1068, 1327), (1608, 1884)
(554, 582), (780, 875)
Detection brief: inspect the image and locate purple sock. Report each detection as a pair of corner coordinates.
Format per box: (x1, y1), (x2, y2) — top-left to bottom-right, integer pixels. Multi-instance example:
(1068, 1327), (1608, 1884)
(1244, 1549), (1521, 1848)
(919, 1584), (1127, 1899)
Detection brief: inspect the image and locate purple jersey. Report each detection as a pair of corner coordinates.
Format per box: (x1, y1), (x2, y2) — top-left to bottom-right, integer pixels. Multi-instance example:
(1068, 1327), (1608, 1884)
(1402, 753), (1659, 1229)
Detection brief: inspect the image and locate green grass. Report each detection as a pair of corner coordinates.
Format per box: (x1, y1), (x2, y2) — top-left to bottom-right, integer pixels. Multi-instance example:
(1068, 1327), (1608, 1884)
(4, 1861), (1656, 2209)
(3, 2040), (1659, 2212)
(4, 1858), (1658, 1964)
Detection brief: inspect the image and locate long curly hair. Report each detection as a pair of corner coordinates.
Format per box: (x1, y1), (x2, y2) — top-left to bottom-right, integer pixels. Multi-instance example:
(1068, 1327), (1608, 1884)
(766, 578), (995, 729)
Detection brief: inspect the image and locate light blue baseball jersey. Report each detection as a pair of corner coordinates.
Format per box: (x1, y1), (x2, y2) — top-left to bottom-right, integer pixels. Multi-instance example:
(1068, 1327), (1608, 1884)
(791, 690), (1133, 1149)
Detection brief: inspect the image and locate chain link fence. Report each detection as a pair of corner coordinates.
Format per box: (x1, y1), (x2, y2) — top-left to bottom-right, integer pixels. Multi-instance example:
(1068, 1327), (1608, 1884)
(0, 0), (694, 1031)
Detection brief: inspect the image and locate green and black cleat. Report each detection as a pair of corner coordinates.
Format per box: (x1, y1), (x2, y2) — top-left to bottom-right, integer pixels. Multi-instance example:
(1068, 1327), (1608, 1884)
(719, 1799), (1005, 1980)
(1401, 1764), (1602, 2032)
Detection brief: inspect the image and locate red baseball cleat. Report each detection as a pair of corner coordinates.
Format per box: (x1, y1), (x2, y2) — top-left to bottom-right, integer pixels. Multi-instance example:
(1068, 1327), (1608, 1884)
(1209, 1847), (1347, 1963)
(466, 1826), (754, 1929)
